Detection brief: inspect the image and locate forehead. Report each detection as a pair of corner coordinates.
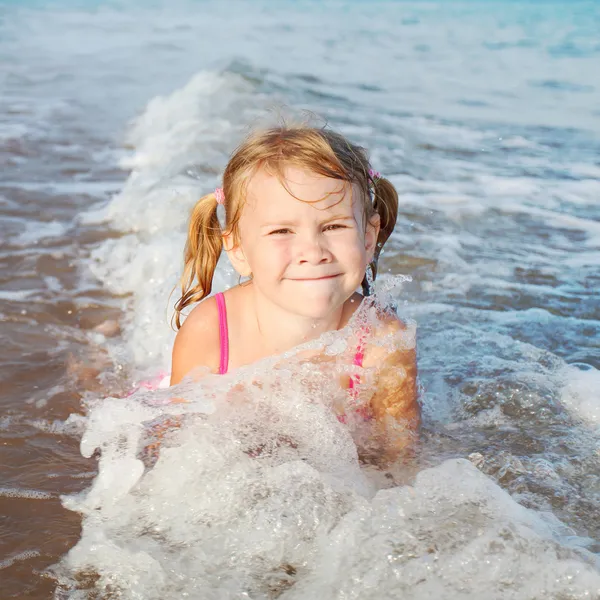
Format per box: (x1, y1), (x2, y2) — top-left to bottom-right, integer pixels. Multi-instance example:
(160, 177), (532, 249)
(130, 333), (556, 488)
(244, 166), (360, 219)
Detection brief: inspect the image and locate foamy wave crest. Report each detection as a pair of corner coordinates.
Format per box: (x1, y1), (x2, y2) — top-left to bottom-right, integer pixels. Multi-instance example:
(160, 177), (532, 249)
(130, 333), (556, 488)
(55, 299), (600, 599)
(81, 70), (276, 374)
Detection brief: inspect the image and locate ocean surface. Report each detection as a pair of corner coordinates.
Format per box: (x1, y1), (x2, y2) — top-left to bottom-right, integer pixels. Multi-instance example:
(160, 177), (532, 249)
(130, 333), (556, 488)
(1, 0), (599, 598)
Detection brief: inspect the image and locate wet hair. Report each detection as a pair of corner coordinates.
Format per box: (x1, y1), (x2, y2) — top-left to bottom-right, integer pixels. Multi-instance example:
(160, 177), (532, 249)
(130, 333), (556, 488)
(173, 125), (399, 328)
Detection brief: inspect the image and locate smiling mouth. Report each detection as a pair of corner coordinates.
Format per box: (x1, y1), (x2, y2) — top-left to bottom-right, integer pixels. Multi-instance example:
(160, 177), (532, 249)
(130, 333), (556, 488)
(289, 274), (341, 281)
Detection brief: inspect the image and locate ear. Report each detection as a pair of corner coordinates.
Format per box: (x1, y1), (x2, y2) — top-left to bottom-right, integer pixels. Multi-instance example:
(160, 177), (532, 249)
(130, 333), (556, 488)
(223, 232), (252, 277)
(364, 212), (381, 262)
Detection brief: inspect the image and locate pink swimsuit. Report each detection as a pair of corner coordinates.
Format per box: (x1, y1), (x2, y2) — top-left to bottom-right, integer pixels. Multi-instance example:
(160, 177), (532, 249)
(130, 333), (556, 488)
(215, 292), (230, 375)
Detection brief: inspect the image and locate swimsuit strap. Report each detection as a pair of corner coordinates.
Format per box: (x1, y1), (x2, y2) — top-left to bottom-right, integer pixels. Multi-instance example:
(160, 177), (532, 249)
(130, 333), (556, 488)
(215, 292), (229, 375)
(353, 339), (365, 367)
(348, 325), (368, 390)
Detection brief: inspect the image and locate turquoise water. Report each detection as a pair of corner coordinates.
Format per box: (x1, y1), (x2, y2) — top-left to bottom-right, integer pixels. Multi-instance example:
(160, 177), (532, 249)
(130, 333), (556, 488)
(1, 1), (599, 598)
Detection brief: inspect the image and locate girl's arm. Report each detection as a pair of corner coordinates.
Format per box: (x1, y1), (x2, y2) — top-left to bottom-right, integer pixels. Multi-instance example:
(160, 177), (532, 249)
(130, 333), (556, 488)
(369, 345), (419, 429)
(170, 297), (221, 386)
(363, 315), (420, 453)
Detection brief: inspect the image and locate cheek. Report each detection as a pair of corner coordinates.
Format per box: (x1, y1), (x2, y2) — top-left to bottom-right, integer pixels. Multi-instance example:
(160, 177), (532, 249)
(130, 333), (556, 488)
(250, 241), (291, 274)
(333, 234), (368, 265)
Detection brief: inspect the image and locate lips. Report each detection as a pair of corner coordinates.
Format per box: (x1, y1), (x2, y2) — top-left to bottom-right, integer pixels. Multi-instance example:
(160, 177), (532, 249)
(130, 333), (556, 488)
(287, 274), (341, 281)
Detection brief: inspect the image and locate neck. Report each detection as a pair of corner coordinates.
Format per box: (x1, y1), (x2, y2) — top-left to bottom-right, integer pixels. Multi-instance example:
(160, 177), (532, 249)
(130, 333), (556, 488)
(248, 283), (345, 355)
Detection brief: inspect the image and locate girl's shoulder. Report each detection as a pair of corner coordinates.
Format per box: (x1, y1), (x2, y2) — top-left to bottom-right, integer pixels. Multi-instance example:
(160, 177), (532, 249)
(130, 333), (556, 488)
(170, 294), (222, 384)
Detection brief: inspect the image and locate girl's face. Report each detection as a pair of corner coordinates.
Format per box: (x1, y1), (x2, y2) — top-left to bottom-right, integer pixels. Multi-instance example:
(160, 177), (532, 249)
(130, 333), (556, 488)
(227, 167), (380, 320)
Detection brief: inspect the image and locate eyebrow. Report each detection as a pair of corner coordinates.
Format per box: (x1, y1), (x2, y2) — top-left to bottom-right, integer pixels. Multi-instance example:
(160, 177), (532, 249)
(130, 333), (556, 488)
(259, 220), (296, 229)
(260, 215), (355, 228)
(323, 215), (355, 222)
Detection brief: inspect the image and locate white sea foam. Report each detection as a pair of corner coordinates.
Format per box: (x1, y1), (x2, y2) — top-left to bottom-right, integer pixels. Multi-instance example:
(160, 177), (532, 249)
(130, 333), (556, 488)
(60, 376), (600, 599)
(27, 416), (86, 437)
(0, 488), (54, 500)
(56, 292), (600, 597)
(0, 550), (41, 570)
(0, 289), (35, 301)
(13, 219), (69, 246)
(559, 365), (600, 428)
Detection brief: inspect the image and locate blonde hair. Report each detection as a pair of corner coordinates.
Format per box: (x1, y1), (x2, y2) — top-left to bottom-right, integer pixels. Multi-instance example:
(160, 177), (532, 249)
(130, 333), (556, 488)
(173, 126), (399, 328)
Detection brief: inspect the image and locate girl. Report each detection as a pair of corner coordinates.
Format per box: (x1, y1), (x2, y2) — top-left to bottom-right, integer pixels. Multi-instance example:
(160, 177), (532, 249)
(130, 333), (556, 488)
(170, 125), (419, 441)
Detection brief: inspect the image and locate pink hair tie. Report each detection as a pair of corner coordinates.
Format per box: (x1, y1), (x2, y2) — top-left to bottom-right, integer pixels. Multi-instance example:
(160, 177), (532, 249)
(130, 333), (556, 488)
(214, 187), (225, 205)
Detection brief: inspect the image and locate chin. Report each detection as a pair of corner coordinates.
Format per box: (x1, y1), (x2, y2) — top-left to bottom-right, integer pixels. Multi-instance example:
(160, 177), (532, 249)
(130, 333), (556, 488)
(288, 294), (345, 319)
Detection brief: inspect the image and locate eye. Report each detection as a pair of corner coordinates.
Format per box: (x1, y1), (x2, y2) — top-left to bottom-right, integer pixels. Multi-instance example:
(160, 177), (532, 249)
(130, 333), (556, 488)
(323, 223), (348, 231)
(269, 228), (292, 235)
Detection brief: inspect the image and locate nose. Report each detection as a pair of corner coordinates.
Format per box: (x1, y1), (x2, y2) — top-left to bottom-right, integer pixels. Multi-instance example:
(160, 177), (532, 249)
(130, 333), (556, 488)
(296, 232), (332, 265)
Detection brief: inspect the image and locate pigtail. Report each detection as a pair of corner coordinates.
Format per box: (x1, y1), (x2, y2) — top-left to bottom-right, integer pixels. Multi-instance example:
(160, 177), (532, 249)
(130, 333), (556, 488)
(173, 192), (222, 329)
(362, 176), (399, 295)
(371, 177), (399, 277)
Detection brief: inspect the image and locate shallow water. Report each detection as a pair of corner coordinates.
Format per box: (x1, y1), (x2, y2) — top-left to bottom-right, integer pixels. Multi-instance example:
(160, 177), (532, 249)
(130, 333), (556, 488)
(1, 0), (599, 597)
